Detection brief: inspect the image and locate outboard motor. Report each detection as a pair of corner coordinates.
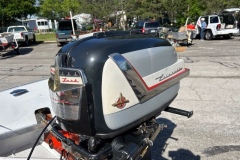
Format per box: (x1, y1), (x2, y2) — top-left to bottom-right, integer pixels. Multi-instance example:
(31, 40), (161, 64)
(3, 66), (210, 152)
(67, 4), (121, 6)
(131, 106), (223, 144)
(47, 31), (191, 160)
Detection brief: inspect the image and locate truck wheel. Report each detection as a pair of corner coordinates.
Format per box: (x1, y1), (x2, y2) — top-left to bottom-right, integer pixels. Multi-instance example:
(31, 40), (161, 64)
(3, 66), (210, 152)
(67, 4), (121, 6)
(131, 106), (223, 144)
(205, 30), (213, 40)
(25, 37), (29, 46)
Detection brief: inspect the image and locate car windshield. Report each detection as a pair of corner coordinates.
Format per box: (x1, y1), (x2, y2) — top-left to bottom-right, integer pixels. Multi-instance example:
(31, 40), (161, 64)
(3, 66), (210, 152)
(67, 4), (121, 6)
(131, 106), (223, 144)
(8, 27), (26, 32)
(145, 22), (160, 28)
(58, 20), (80, 31)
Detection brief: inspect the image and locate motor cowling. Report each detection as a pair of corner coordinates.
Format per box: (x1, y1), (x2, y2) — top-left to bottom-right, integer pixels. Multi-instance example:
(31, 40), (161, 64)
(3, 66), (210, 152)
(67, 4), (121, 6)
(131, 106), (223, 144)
(48, 31), (189, 137)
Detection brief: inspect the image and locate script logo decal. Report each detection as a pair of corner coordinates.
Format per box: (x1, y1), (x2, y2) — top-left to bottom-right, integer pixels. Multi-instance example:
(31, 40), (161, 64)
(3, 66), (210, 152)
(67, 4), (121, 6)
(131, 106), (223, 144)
(60, 76), (82, 84)
(61, 78), (79, 83)
(155, 67), (183, 82)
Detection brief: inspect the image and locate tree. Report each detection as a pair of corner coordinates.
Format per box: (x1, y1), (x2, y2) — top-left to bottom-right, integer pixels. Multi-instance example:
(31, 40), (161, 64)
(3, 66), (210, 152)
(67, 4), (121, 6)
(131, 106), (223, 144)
(36, 0), (240, 27)
(79, 0), (117, 20)
(40, 0), (115, 21)
(124, 0), (163, 21)
(0, 0), (37, 27)
(39, 0), (81, 20)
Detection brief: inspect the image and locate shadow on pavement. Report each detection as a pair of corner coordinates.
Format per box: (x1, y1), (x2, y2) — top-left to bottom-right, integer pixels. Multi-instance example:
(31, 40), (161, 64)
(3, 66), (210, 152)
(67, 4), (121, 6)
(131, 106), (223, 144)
(152, 117), (200, 160)
(194, 35), (234, 41)
(35, 41), (45, 45)
(0, 47), (33, 60)
(203, 145), (240, 157)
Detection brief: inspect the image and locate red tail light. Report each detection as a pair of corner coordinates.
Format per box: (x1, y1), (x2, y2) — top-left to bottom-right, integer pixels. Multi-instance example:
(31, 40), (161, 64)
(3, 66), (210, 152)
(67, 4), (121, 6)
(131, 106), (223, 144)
(20, 32), (23, 37)
(2, 43), (8, 46)
(56, 33), (58, 38)
(142, 28), (145, 33)
(216, 24), (221, 30)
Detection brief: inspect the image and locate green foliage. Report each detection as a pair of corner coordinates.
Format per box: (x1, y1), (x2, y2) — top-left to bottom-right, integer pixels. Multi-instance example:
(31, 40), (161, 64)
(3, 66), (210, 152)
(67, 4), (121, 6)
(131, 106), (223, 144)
(0, 0), (37, 26)
(1, 0), (240, 28)
(35, 33), (56, 42)
(124, 0), (164, 20)
(80, 0), (116, 20)
(39, 0), (81, 20)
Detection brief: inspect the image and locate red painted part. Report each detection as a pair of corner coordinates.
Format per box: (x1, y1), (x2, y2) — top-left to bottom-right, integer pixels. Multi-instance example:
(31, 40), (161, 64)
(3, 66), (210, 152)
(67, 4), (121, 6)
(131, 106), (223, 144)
(44, 130), (80, 159)
(187, 24), (195, 30)
(46, 114), (52, 121)
(148, 68), (189, 90)
(116, 97), (127, 109)
(0, 43), (8, 47)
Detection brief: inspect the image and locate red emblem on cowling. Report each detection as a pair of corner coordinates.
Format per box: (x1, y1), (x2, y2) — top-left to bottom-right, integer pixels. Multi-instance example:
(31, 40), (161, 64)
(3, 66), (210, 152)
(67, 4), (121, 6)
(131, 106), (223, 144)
(112, 93), (129, 109)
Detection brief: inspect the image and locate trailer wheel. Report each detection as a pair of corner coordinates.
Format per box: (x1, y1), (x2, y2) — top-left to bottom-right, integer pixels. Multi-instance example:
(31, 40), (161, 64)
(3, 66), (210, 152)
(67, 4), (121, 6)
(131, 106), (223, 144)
(205, 30), (213, 40)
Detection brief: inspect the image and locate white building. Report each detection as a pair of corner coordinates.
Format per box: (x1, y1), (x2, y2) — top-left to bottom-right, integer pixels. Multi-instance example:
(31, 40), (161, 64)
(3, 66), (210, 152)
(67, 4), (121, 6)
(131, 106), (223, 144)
(25, 18), (50, 32)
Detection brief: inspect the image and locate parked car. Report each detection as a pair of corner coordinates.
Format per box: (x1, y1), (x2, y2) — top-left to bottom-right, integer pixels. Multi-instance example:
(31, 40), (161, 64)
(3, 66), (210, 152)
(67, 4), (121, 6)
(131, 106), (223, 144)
(130, 20), (160, 34)
(196, 15), (239, 40)
(221, 8), (240, 35)
(56, 19), (81, 46)
(7, 26), (36, 46)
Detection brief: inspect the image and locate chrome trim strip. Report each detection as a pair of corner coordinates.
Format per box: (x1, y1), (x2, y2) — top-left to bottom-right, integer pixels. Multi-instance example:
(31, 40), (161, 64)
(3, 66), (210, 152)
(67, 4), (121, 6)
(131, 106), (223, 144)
(49, 66), (87, 92)
(49, 54), (88, 92)
(109, 53), (148, 101)
(55, 54), (88, 84)
(109, 53), (190, 103)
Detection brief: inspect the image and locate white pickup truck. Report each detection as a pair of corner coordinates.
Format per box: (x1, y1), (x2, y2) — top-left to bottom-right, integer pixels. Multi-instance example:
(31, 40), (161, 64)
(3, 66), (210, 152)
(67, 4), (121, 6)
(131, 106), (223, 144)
(7, 26), (36, 45)
(196, 15), (239, 40)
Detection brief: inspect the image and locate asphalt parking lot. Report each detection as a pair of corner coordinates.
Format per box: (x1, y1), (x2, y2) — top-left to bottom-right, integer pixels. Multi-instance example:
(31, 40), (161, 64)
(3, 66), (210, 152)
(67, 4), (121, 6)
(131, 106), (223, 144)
(154, 37), (240, 160)
(0, 42), (57, 90)
(0, 37), (240, 160)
